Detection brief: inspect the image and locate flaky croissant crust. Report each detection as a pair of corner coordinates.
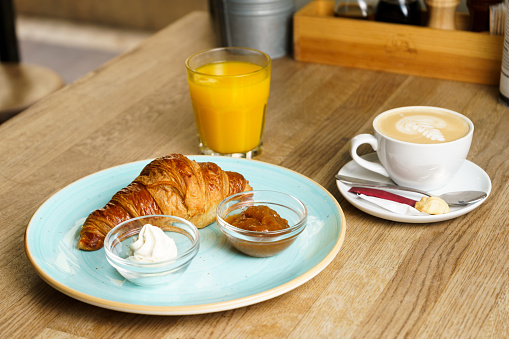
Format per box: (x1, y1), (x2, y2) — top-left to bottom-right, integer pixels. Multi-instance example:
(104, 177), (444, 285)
(78, 154), (252, 250)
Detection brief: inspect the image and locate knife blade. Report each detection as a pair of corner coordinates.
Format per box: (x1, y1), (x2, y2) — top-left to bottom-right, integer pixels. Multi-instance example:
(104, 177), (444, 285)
(335, 174), (431, 197)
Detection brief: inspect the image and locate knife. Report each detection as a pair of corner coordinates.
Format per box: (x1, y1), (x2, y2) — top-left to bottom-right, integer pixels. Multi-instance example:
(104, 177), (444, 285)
(336, 174), (488, 206)
(335, 174), (432, 197)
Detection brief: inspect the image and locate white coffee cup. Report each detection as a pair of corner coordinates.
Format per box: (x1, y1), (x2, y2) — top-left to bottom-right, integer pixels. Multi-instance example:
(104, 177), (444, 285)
(350, 106), (474, 191)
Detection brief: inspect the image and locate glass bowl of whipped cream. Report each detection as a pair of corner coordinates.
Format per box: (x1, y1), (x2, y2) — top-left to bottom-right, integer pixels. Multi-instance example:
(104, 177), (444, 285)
(104, 215), (200, 287)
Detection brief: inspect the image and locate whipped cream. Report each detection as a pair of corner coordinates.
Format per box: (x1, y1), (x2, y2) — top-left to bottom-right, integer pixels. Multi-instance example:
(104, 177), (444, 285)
(128, 224), (178, 263)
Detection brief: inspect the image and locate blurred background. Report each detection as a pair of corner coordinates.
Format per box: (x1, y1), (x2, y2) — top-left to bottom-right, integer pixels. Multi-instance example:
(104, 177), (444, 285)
(12, 0), (469, 84)
(12, 0), (315, 84)
(13, 0), (209, 84)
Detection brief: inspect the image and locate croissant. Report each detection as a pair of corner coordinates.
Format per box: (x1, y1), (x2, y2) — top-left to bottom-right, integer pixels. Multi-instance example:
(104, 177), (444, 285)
(78, 154), (252, 250)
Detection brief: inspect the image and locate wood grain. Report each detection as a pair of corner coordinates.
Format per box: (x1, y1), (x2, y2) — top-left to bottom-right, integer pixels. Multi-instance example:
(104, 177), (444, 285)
(0, 10), (508, 339)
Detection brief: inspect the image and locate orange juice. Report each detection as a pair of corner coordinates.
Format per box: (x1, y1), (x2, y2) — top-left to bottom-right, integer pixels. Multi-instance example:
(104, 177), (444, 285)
(187, 60), (271, 154)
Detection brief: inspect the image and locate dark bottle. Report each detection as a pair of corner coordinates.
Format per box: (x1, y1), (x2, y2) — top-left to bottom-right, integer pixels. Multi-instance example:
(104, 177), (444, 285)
(375, 0), (422, 25)
(467, 0), (503, 32)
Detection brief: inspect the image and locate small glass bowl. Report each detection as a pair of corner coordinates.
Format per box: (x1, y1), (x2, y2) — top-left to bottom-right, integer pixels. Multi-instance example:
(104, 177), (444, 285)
(216, 190), (307, 257)
(104, 215), (200, 287)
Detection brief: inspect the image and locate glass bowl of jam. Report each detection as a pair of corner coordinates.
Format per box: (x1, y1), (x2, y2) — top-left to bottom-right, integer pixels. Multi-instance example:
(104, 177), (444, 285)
(104, 215), (200, 287)
(216, 190), (307, 257)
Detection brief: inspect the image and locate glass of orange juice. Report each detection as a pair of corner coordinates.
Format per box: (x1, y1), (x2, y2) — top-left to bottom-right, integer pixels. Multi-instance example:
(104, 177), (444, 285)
(185, 47), (271, 158)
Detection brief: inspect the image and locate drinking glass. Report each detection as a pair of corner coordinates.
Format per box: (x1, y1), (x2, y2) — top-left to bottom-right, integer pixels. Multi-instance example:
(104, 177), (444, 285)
(185, 47), (271, 158)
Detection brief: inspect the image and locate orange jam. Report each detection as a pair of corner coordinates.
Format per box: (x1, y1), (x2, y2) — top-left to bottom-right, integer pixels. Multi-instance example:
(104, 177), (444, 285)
(226, 205), (289, 232)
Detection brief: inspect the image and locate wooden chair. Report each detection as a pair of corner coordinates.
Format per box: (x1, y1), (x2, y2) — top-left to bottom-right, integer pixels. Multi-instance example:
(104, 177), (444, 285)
(0, 0), (64, 123)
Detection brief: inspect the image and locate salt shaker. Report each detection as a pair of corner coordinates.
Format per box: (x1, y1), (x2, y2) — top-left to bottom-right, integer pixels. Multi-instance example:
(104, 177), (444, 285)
(425, 0), (460, 30)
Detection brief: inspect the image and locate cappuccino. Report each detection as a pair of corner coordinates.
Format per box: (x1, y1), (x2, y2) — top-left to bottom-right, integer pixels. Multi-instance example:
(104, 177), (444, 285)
(351, 106), (474, 190)
(376, 108), (470, 144)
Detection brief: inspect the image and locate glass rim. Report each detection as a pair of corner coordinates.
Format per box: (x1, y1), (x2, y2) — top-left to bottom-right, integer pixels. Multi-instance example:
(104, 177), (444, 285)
(185, 47), (272, 77)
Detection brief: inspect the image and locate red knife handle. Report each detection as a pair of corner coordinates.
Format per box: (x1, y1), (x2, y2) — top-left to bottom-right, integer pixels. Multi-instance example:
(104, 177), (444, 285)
(348, 187), (417, 207)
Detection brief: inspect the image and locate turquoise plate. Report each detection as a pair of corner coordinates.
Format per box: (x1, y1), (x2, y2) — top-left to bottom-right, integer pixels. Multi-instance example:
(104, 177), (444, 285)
(25, 156), (346, 315)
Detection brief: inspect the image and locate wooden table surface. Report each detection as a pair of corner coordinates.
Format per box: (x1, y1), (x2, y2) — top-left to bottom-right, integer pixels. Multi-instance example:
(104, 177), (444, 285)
(1, 11), (508, 338)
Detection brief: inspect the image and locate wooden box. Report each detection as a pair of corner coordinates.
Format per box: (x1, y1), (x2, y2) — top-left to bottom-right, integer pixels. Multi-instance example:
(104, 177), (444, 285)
(293, 0), (504, 85)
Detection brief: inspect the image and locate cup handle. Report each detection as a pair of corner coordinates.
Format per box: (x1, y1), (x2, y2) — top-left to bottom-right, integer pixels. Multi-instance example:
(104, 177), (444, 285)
(349, 134), (390, 178)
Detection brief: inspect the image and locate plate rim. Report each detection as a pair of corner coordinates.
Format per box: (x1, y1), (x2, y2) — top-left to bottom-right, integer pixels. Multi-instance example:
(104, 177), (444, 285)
(25, 156), (346, 315)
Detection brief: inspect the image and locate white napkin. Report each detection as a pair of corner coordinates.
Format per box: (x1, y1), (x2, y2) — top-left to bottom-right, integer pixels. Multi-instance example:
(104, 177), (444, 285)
(354, 194), (429, 216)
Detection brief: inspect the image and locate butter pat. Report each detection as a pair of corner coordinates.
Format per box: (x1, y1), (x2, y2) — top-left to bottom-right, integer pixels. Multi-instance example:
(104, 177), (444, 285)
(415, 196), (449, 215)
(128, 224), (178, 262)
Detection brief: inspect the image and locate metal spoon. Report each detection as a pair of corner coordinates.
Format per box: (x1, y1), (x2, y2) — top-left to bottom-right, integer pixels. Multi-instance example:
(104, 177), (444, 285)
(335, 174), (487, 206)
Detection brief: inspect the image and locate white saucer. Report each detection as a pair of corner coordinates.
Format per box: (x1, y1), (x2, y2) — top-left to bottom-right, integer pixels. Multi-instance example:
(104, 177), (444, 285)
(336, 153), (492, 223)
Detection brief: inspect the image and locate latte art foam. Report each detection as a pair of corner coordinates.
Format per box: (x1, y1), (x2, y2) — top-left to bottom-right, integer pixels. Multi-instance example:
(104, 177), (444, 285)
(376, 109), (470, 144)
(396, 116), (448, 142)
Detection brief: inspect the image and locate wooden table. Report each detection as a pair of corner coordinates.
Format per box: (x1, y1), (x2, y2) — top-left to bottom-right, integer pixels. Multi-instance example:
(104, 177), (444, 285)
(2, 11), (508, 338)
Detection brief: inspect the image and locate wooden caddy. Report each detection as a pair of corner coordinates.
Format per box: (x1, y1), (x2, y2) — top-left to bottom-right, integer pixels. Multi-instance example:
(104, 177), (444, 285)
(293, 0), (504, 85)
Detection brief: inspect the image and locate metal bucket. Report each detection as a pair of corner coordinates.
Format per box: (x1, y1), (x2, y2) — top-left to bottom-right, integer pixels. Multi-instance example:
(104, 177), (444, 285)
(210, 0), (295, 59)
